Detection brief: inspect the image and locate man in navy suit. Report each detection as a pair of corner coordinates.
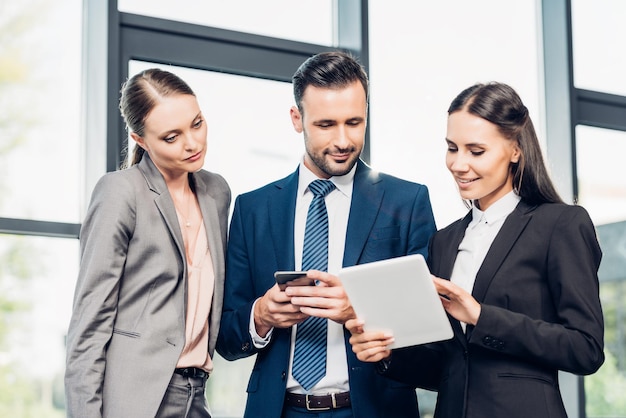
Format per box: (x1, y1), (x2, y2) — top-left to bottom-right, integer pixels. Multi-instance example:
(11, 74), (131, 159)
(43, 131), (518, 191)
(216, 51), (437, 418)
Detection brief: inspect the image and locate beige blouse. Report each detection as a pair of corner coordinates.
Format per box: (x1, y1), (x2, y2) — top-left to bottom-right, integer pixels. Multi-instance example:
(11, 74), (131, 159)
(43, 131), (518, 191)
(175, 219), (215, 373)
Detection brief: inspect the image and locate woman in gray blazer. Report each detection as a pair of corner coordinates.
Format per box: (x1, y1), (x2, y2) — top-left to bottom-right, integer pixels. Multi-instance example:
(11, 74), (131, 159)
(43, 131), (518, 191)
(346, 82), (604, 418)
(65, 69), (231, 418)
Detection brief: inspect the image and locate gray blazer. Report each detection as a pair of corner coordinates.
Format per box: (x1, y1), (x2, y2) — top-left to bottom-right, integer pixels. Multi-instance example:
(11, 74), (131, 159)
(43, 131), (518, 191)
(65, 154), (231, 418)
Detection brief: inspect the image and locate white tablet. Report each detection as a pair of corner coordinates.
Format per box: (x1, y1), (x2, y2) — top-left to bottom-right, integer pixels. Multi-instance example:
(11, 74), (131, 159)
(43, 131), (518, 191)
(339, 254), (453, 349)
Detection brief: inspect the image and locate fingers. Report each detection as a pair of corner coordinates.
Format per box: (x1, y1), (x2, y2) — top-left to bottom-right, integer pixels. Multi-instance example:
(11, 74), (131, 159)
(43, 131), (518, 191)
(297, 302), (355, 324)
(348, 331), (394, 363)
(355, 346), (392, 363)
(285, 271), (355, 323)
(349, 329), (394, 344)
(431, 276), (481, 325)
(306, 270), (340, 287)
(255, 286), (309, 332)
(433, 276), (469, 302)
(284, 271), (341, 296)
(433, 276), (455, 297)
(271, 284), (296, 304)
(345, 318), (364, 334)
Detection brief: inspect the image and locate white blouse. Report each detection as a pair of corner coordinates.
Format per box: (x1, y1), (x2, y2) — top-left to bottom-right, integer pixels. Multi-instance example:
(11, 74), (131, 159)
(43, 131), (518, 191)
(450, 191), (521, 330)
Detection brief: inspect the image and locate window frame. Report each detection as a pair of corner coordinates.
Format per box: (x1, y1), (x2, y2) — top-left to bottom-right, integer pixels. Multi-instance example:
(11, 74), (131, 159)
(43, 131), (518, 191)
(542, 1), (626, 417)
(105, 0), (370, 173)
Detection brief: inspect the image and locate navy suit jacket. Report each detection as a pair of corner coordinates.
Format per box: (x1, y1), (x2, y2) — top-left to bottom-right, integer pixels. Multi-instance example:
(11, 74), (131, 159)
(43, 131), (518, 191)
(383, 201), (604, 418)
(217, 160), (437, 417)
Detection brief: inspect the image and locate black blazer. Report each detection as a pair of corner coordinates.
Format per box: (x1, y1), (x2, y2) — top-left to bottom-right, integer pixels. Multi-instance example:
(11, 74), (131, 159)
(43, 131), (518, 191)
(384, 201), (604, 418)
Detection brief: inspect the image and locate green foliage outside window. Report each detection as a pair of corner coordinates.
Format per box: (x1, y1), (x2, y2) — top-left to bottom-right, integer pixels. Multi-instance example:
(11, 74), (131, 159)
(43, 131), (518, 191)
(586, 279), (626, 417)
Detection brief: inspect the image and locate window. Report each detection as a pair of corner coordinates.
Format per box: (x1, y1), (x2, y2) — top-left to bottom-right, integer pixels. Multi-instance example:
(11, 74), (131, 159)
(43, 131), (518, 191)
(571, 0), (626, 96)
(0, 0), (82, 222)
(568, 2), (626, 416)
(118, 0), (335, 46)
(0, 235), (77, 417)
(368, 0), (541, 228)
(575, 126), (626, 225)
(0, 0), (82, 415)
(576, 126), (626, 417)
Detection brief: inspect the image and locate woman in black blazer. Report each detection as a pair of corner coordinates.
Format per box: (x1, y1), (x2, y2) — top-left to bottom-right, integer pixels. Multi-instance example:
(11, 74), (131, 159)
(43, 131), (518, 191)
(346, 82), (604, 418)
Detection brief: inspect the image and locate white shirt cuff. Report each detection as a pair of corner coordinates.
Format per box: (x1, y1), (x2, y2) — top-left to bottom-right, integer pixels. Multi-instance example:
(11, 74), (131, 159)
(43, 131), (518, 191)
(249, 298), (273, 348)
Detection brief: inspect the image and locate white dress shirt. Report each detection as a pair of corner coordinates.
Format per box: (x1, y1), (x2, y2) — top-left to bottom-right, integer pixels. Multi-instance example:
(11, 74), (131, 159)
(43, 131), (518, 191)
(250, 159), (355, 395)
(450, 191), (521, 330)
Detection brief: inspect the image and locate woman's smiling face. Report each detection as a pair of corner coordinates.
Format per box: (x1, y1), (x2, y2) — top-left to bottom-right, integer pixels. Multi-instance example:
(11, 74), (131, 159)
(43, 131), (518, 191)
(445, 109), (520, 211)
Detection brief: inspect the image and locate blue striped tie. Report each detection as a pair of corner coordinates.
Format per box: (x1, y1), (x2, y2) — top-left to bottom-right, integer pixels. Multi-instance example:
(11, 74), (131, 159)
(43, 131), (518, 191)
(292, 179), (335, 391)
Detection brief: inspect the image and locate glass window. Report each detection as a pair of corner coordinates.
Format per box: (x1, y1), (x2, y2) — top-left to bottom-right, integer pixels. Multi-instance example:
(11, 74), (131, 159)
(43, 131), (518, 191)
(0, 235), (78, 417)
(576, 126), (626, 417)
(128, 61), (304, 416)
(0, 0), (82, 223)
(575, 126), (626, 225)
(571, 0), (626, 96)
(118, 0), (334, 46)
(368, 0), (541, 228)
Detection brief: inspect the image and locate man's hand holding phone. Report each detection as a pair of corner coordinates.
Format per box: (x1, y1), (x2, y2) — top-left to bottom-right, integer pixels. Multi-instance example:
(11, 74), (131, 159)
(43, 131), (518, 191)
(253, 275), (309, 337)
(274, 271), (315, 290)
(283, 270), (357, 325)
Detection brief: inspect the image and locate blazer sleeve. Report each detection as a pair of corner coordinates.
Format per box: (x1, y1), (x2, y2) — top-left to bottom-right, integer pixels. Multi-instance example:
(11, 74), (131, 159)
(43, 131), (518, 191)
(407, 184), (437, 259)
(379, 344), (445, 391)
(470, 205), (604, 375)
(65, 173), (135, 417)
(216, 195), (260, 360)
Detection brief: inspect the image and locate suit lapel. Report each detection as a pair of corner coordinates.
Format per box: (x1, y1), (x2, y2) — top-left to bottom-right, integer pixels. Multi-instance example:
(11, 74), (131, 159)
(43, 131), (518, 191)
(138, 155), (186, 264)
(343, 160), (384, 267)
(436, 212), (472, 278)
(435, 213), (472, 344)
(268, 169), (299, 271)
(192, 173), (224, 275)
(471, 201), (533, 302)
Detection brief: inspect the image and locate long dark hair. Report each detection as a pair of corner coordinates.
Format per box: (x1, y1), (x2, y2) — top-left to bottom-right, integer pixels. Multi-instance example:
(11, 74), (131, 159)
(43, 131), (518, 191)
(292, 51), (369, 115)
(448, 82), (563, 205)
(119, 68), (196, 168)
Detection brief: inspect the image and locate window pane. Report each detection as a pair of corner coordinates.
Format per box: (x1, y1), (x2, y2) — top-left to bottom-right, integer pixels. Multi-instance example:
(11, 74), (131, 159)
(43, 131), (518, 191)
(0, 235), (78, 416)
(118, 0), (334, 46)
(0, 0), (82, 223)
(128, 60), (304, 416)
(576, 126), (626, 225)
(572, 0), (626, 96)
(576, 126), (626, 417)
(369, 0), (541, 229)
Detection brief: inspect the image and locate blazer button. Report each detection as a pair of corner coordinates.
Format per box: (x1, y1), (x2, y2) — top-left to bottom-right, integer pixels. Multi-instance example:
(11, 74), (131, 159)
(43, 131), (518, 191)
(281, 371), (286, 380)
(241, 342), (250, 351)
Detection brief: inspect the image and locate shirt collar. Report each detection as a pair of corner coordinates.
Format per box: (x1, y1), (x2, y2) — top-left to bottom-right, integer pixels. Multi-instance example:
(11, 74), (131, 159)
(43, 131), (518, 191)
(298, 158), (356, 198)
(470, 191), (521, 227)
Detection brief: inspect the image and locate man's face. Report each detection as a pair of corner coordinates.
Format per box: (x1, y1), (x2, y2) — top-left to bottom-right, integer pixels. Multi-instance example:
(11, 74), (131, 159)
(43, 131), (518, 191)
(290, 80), (367, 179)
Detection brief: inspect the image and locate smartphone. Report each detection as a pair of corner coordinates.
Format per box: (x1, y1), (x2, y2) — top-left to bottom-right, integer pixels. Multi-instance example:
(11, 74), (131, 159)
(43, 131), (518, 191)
(274, 271), (315, 291)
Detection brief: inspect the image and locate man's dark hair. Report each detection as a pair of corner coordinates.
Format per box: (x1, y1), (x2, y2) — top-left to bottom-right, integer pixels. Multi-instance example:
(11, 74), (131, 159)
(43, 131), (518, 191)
(292, 51), (369, 113)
